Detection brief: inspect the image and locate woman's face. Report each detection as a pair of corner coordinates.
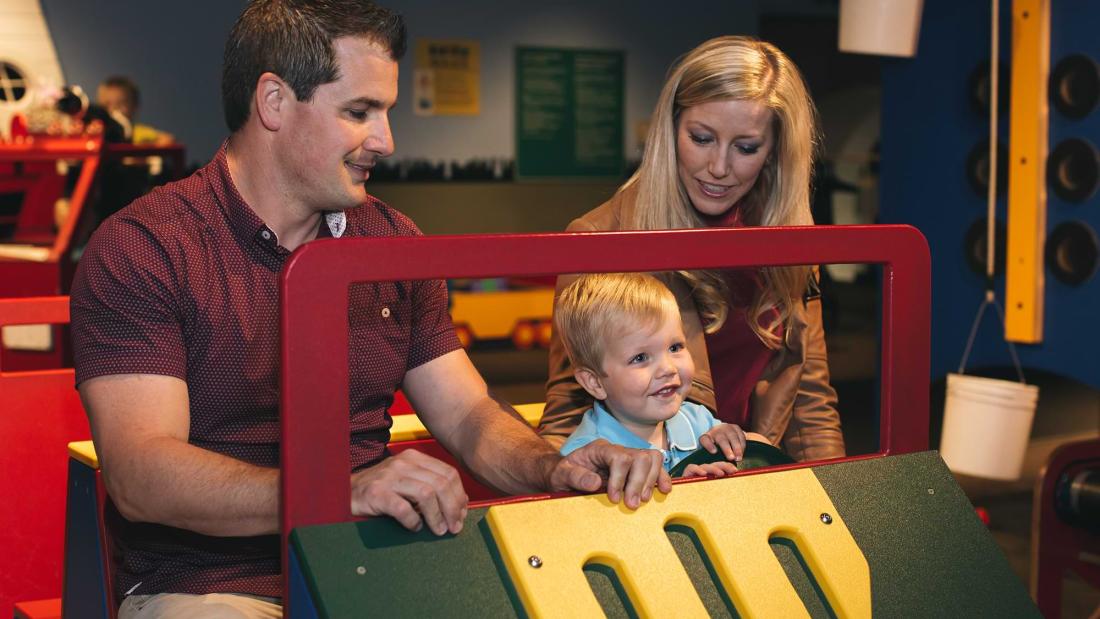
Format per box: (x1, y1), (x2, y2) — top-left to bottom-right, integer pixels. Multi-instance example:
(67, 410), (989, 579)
(675, 99), (775, 218)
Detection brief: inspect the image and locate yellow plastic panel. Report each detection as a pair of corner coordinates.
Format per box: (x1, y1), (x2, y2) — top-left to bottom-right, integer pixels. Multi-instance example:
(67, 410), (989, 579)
(1006, 0), (1050, 343)
(68, 440), (99, 469)
(389, 402), (543, 442)
(487, 468), (870, 618)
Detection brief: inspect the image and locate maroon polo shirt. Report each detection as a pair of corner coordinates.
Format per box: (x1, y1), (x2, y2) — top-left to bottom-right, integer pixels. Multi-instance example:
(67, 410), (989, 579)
(70, 143), (460, 599)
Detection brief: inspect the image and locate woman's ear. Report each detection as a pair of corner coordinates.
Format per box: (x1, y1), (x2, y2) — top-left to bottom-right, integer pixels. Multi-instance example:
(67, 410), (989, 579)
(574, 367), (607, 401)
(254, 72), (287, 132)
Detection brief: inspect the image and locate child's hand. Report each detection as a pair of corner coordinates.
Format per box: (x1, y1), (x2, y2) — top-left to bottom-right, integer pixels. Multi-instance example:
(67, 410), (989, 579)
(700, 423), (747, 462)
(680, 461), (739, 478)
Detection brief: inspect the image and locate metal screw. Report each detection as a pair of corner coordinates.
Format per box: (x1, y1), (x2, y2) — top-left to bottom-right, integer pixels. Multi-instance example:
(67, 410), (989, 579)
(927, 488), (935, 495)
(820, 513), (833, 525)
(528, 555), (543, 568)
(356, 566), (366, 575)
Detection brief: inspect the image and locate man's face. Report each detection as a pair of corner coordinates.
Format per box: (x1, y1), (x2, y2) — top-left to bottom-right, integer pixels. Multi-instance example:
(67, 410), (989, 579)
(278, 37), (397, 213)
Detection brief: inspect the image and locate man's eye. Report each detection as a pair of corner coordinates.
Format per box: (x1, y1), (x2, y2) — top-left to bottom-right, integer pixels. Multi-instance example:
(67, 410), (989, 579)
(347, 110), (368, 120)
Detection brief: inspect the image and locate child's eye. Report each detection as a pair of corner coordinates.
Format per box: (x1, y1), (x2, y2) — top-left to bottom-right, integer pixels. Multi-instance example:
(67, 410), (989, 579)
(736, 143), (761, 155)
(629, 353), (648, 364)
(669, 342), (685, 353)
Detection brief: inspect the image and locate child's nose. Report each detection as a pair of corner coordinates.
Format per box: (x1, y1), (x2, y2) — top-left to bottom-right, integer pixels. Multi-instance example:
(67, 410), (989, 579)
(657, 355), (676, 375)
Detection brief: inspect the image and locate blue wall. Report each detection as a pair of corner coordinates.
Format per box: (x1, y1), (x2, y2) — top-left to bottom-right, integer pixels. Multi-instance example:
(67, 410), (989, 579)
(879, 0), (1100, 389)
(40, 1), (833, 165)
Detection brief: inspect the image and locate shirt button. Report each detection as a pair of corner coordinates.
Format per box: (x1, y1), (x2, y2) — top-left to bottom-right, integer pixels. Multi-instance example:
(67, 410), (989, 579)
(381, 307), (391, 318)
(260, 230), (272, 241)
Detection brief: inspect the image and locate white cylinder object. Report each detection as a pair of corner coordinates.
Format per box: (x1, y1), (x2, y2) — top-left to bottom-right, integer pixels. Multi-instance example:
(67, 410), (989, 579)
(939, 373), (1040, 481)
(839, 0), (925, 58)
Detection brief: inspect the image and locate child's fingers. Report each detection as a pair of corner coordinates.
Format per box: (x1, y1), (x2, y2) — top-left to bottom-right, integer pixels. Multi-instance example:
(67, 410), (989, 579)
(681, 464), (706, 478)
(680, 462), (738, 478)
(701, 462), (738, 476)
(713, 432), (734, 460)
(698, 462), (739, 477)
(715, 426), (747, 462)
(732, 426), (747, 461)
(699, 432), (718, 454)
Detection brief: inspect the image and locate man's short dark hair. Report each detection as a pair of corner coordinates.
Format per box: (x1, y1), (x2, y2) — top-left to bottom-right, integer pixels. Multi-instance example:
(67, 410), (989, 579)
(221, 0), (407, 133)
(101, 75), (140, 110)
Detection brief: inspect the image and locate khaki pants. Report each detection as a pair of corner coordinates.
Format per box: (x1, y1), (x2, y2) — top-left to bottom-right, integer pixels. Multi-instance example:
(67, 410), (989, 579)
(118, 593), (282, 619)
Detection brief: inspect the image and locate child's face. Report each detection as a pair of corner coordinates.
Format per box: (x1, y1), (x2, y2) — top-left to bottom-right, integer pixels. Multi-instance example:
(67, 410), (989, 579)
(582, 307), (695, 429)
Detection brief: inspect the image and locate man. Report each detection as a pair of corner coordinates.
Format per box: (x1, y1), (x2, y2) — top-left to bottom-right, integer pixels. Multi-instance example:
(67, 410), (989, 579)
(71, 2), (670, 617)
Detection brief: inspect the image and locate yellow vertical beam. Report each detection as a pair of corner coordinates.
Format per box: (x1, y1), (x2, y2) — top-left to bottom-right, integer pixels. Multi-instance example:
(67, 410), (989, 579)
(1006, 0), (1050, 343)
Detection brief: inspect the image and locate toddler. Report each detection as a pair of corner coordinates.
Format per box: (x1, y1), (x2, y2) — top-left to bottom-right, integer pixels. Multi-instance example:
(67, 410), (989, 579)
(556, 273), (765, 477)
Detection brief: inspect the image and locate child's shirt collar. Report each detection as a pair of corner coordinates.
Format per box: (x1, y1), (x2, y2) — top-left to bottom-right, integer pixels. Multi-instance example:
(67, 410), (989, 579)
(589, 401), (700, 468)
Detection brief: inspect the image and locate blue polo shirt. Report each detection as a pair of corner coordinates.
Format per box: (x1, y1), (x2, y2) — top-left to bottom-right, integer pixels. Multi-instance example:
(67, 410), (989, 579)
(560, 400), (723, 472)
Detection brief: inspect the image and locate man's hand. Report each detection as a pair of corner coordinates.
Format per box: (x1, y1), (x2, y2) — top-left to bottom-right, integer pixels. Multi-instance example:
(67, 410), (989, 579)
(350, 449), (469, 536)
(551, 440), (672, 509)
(700, 423), (748, 462)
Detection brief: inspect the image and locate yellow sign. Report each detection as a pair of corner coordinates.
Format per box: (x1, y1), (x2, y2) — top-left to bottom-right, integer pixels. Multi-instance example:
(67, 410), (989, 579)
(414, 39), (480, 116)
(487, 468), (871, 618)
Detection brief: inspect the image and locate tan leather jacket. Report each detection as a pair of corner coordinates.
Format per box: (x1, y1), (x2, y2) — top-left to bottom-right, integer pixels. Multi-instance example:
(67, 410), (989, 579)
(539, 187), (846, 462)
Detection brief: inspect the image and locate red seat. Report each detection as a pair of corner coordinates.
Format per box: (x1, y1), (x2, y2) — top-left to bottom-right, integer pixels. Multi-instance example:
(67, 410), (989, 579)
(0, 297), (89, 617)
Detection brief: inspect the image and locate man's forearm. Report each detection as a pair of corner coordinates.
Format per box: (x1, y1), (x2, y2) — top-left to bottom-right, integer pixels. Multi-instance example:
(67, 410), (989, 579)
(107, 436), (279, 537)
(448, 396), (562, 495)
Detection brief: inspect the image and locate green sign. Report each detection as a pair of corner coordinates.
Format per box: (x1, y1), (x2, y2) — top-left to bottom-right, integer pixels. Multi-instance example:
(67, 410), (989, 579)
(516, 47), (624, 179)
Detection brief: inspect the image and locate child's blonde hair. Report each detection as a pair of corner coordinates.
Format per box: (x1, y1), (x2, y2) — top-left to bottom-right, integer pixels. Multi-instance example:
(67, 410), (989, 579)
(554, 272), (679, 376)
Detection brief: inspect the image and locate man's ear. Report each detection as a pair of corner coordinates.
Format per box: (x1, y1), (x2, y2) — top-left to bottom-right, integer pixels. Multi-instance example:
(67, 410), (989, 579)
(254, 72), (288, 131)
(575, 367), (607, 401)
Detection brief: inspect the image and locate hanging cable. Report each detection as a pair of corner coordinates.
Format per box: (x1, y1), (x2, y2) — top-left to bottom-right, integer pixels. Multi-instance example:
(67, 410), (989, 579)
(958, 0), (1027, 384)
(987, 0), (999, 287)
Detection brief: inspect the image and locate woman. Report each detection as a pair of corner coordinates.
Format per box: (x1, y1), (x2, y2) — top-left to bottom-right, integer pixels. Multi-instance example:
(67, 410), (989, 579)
(540, 36), (845, 461)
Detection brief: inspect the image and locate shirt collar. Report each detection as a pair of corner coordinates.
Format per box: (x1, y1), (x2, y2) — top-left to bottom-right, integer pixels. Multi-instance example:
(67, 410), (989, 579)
(207, 140), (348, 248)
(664, 411), (699, 451)
(324, 211), (347, 238)
(590, 401), (656, 450)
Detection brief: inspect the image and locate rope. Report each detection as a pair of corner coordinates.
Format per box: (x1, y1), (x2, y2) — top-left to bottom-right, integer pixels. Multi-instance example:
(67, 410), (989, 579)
(959, 290), (1027, 383)
(956, 0), (1027, 385)
(987, 0), (998, 281)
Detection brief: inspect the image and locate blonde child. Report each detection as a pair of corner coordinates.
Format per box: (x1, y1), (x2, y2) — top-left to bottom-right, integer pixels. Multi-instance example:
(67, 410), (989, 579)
(556, 273), (768, 477)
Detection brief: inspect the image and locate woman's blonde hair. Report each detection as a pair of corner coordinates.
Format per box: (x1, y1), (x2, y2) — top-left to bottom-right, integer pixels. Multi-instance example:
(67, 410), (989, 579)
(625, 36), (820, 347)
(555, 272), (680, 376)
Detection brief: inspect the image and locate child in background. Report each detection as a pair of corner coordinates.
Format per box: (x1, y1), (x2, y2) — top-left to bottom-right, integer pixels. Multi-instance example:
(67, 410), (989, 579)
(556, 272), (769, 477)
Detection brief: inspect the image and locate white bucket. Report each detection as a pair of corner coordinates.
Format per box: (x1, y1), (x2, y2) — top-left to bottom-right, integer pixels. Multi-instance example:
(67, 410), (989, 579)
(939, 373), (1039, 481)
(839, 0), (924, 58)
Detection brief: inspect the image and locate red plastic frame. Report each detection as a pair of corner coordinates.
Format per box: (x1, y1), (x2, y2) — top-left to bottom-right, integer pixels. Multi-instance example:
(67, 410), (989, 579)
(279, 224), (931, 606)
